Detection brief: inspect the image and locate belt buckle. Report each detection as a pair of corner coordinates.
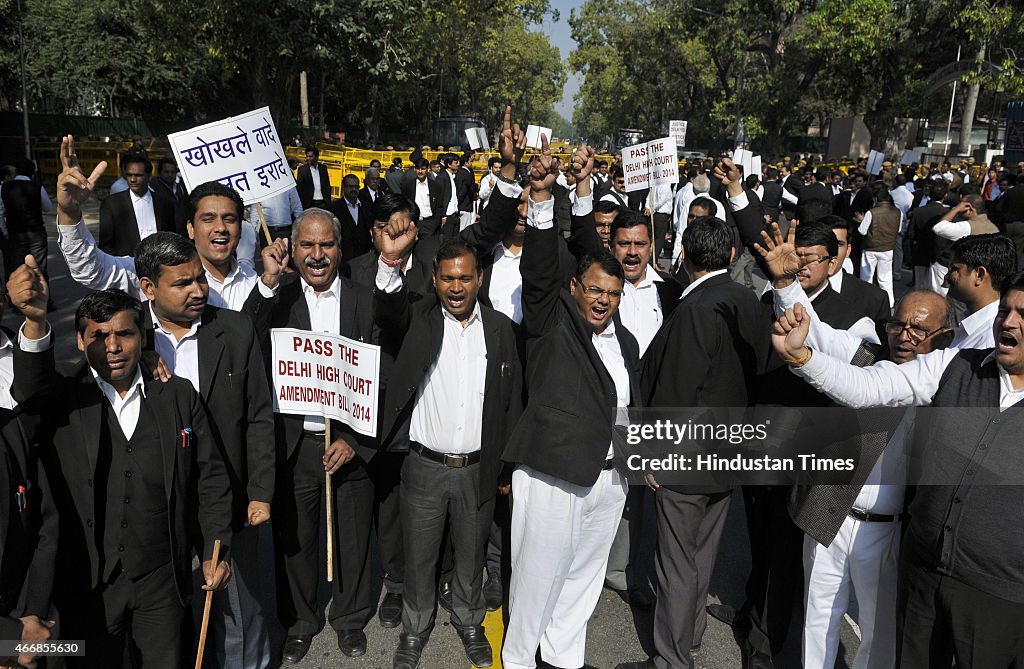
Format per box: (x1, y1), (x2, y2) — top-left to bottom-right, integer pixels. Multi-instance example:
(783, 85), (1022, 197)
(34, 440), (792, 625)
(443, 453), (467, 468)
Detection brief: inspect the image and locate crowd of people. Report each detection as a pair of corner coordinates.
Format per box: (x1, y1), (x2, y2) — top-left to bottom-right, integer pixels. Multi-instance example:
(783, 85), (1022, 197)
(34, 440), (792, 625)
(1, 104), (1024, 669)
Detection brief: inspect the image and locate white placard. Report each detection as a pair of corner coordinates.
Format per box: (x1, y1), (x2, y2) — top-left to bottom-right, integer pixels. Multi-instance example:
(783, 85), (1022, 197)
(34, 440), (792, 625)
(732, 148), (752, 177)
(621, 137), (679, 193)
(525, 125), (552, 149)
(866, 150), (885, 176)
(168, 106), (293, 205)
(464, 127), (489, 151)
(669, 120), (688, 147)
(752, 155), (763, 179)
(271, 328), (381, 437)
(901, 148), (923, 165)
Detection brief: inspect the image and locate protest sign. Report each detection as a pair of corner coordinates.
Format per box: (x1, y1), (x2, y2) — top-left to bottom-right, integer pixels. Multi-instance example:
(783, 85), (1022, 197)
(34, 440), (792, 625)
(169, 106), (293, 205)
(621, 137), (679, 193)
(901, 148), (923, 165)
(732, 148), (752, 177)
(752, 155), (763, 179)
(464, 127), (489, 151)
(271, 328), (381, 437)
(525, 125), (552, 149)
(669, 120), (688, 147)
(866, 150), (885, 176)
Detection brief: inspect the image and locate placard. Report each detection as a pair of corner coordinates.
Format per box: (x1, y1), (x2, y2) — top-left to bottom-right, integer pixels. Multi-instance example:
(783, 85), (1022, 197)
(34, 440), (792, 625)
(621, 137), (679, 192)
(669, 120), (688, 147)
(525, 125), (553, 149)
(271, 328), (381, 437)
(866, 150), (885, 176)
(464, 127), (489, 151)
(168, 106), (293, 205)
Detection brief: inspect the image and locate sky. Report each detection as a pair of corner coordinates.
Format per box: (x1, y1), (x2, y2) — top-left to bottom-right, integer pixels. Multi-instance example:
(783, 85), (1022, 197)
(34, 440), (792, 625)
(535, 0), (583, 122)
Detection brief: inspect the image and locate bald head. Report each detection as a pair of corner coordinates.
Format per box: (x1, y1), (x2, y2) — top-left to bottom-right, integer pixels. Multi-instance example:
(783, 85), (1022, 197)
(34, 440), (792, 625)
(888, 290), (953, 364)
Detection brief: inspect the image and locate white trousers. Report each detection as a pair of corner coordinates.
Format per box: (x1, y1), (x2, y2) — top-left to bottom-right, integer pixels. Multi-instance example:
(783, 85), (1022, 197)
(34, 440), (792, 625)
(802, 516), (900, 669)
(860, 250), (894, 309)
(503, 465), (628, 669)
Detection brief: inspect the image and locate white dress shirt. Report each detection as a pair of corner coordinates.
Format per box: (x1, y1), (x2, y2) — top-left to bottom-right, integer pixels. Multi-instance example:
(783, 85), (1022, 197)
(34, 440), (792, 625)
(890, 185), (913, 218)
(950, 299), (998, 350)
(646, 183), (674, 215)
(446, 172), (460, 216)
(931, 217), (972, 241)
(92, 367), (147, 439)
(310, 165), (324, 201)
(414, 178), (433, 219)
(296, 275), (342, 431)
(409, 303), (488, 454)
(593, 319), (631, 457)
(0, 331), (13, 410)
(57, 219), (258, 311)
(150, 304), (201, 393)
(773, 280), (879, 364)
(619, 268), (664, 356)
(488, 243), (524, 324)
(256, 188), (303, 229)
(345, 197), (360, 225)
(478, 174), (498, 211)
(130, 189), (158, 240)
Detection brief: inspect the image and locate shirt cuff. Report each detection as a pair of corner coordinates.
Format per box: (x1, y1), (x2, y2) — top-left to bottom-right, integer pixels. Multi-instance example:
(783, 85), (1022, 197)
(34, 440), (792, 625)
(495, 179), (524, 200)
(527, 196), (555, 230)
(17, 322), (52, 351)
(728, 191), (750, 212)
(790, 346), (828, 380)
(573, 193), (594, 217)
(375, 256), (404, 293)
(772, 279), (807, 315)
(258, 280), (279, 298)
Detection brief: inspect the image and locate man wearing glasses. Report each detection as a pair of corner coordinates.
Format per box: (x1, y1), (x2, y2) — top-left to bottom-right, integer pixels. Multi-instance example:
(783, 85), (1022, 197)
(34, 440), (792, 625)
(502, 145), (640, 669)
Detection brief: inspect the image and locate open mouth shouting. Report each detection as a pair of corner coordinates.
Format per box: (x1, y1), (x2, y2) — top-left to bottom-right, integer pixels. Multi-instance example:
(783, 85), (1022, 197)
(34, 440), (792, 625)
(997, 329), (1019, 357)
(304, 257), (331, 279)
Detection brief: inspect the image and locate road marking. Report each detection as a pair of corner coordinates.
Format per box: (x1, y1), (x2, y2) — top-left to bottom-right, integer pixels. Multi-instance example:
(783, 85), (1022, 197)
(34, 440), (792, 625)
(480, 607), (504, 668)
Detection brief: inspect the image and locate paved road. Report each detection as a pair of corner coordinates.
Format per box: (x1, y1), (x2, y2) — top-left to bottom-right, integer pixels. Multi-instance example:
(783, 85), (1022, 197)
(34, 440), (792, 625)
(27, 200), (878, 669)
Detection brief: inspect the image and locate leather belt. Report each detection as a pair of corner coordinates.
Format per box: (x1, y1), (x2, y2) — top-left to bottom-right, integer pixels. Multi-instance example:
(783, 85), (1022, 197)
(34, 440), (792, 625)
(410, 441), (480, 468)
(603, 458), (615, 471)
(848, 507), (903, 523)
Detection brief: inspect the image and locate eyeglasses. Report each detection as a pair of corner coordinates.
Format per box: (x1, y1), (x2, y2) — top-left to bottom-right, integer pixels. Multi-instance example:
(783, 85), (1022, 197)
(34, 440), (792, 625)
(795, 252), (832, 267)
(884, 321), (947, 345)
(581, 285), (623, 300)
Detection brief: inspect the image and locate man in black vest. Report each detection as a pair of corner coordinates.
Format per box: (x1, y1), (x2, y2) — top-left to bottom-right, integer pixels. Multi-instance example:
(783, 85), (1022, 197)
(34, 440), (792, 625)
(502, 144), (641, 669)
(373, 216), (523, 669)
(777, 272), (1024, 667)
(245, 208), (377, 664)
(13, 286), (232, 669)
(0, 159), (52, 290)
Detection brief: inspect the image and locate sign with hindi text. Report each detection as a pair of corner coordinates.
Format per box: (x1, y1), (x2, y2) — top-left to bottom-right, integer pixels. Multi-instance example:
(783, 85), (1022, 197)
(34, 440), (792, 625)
(622, 137), (679, 193)
(271, 328), (381, 437)
(168, 107), (292, 205)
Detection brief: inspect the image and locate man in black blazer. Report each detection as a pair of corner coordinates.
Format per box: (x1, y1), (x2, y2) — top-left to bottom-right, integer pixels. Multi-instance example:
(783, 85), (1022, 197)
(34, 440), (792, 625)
(436, 154), (476, 239)
(152, 155), (190, 234)
(295, 145), (332, 209)
(907, 179), (952, 291)
(373, 217), (523, 669)
(502, 148), (641, 669)
(13, 287), (232, 669)
(99, 154), (177, 257)
(824, 216), (892, 336)
(328, 174), (374, 264)
(132, 232), (276, 669)
(400, 159), (443, 237)
(245, 208), (378, 664)
(617, 216), (773, 669)
(358, 167), (387, 210)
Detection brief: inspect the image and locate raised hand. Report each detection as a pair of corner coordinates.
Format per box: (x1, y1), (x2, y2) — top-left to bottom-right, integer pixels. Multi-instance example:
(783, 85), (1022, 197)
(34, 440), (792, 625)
(7, 255), (49, 340)
(377, 215), (418, 263)
(57, 135), (107, 225)
(260, 238), (290, 289)
(771, 303), (812, 363)
(754, 219), (801, 284)
(528, 134), (559, 194)
(497, 105), (527, 181)
(713, 157), (743, 196)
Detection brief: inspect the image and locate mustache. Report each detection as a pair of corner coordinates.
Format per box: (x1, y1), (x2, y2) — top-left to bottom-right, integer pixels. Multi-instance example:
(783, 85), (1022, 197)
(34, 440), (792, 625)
(304, 257), (331, 268)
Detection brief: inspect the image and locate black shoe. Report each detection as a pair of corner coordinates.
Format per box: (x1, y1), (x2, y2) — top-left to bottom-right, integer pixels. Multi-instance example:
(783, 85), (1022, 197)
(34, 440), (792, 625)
(745, 647), (774, 669)
(483, 568), (502, 611)
(456, 625), (492, 667)
(614, 659), (656, 669)
(393, 633), (426, 669)
(706, 603), (749, 628)
(280, 635), (313, 664)
(611, 587), (654, 611)
(379, 592), (403, 628)
(338, 629), (367, 657)
(437, 580), (453, 613)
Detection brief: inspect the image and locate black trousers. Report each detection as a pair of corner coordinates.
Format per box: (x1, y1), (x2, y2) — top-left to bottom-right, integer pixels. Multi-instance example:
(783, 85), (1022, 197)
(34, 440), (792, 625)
(898, 559), (1024, 667)
(368, 450), (406, 595)
(69, 562), (185, 669)
(273, 433), (374, 636)
(5, 229), (48, 281)
(652, 212), (672, 258)
(400, 450), (493, 636)
(741, 485), (803, 656)
(652, 489), (731, 669)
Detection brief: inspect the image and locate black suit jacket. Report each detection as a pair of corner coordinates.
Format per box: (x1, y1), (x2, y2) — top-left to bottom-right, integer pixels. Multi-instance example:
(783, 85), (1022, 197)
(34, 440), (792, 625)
(503, 222), (642, 487)
(375, 289), (523, 504)
(358, 185), (387, 212)
(434, 170), (457, 227)
(244, 272), (378, 466)
(835, 270), (891, 336)
(761, 181), (782, 220)
(296, 163), (332, 208)
(0, 408), (57, 639)
(13, 348), (231, 603)
(641, 272), (773, 493)
(327, 197), (374, 263)
(151, 178), (190, 235)
(142, 306), (275, 528)
(99, 189), (177, 257)
(908, 200), (951, 267)
(400, 177), (442, 232)
(456, 166), (476, 212)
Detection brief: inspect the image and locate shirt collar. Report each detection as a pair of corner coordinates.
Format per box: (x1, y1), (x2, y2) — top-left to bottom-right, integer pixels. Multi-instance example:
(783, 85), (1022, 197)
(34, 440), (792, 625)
(130, 188), (152, 203)
(302, 273), (341, 299)
(13, 175), (30, 182)
(595, 318), (617, 339)
(149, 303), (202, 340)
(0, 330), (13, 351)
(959, 300), (999, 337)
(495, 242), (522, 260)
(633, 267), (663, 290)
(981, 353), (1024, 399)
(680, 268), (727, 299)
(205, 258), (252, 286)
(441, 301), (482, 328)
(90, 365), (146, 402)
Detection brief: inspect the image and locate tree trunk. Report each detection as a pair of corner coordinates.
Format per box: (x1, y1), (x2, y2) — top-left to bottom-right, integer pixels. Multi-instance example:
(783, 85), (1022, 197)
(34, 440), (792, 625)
(958, 42), (986, 156)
